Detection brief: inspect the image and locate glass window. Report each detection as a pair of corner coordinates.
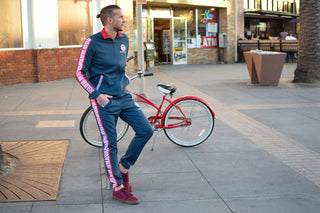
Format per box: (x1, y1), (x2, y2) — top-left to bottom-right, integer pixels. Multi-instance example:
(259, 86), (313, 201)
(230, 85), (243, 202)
(0, 0), (23, 49)
(273, 0), (278, 11)
(283, 1), (293, 13)
(262, 0), (267, 10)
(268, 0), (273, 10)
(198, 8), (219, 48)
(244, 0), (248, 9)
(248, 0), (254, 9)
(173, 9), (196, 48)
(254, 0), (261, 9)
(278, 0), (283, 12)
(288, 2), (293, 13)
(58, 0), (92, 46)
(283, 2), (287, 12)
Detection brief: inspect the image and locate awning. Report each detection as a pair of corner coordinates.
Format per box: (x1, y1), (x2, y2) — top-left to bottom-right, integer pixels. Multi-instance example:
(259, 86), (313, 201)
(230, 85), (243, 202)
(244, 9), (299, 19)
(288, 18), (299, 23)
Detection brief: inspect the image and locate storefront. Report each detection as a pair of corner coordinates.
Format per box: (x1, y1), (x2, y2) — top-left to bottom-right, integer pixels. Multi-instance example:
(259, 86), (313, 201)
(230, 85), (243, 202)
(134, 0), (229, 65)
(243, 0), (299, 40)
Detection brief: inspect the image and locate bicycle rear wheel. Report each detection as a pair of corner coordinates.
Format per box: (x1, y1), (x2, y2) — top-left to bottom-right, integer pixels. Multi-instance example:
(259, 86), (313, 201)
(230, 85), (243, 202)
(163, 98), (214, 147)
(79, 106), (129, 147)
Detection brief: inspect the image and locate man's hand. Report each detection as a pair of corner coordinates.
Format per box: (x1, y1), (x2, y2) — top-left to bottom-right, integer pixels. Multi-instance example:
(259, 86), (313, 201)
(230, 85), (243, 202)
(96, 94), (113, 107)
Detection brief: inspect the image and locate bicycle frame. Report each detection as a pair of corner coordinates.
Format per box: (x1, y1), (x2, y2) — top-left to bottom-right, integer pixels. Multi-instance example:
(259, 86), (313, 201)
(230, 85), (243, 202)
(129, 90), (187, 129)
(128, 89), (216, 130)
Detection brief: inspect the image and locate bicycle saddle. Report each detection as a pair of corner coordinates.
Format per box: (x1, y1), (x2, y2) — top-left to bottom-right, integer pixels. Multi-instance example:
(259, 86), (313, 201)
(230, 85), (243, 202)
(157, 83), (176, 95)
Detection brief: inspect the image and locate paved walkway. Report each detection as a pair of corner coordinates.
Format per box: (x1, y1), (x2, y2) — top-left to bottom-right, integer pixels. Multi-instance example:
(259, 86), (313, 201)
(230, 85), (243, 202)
(1, 63), (320, 212)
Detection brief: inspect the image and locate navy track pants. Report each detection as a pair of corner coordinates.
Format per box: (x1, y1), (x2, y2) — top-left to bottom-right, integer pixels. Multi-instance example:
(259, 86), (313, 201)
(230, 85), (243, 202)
(90, 93), (153, 188)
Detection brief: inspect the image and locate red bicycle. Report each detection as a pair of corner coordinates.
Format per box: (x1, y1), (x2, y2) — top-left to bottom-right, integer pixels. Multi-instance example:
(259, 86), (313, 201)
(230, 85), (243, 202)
(80, 71), (215, 149)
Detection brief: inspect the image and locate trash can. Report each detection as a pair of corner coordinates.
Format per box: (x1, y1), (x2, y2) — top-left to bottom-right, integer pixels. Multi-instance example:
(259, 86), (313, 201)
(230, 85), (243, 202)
(244, 51), (287, 86)
(243, 52), (259, 84)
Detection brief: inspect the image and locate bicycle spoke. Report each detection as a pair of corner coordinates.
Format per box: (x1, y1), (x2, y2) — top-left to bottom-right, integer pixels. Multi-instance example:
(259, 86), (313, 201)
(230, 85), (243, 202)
(164, 99), (214, 147)
(80, 107), (129, 147)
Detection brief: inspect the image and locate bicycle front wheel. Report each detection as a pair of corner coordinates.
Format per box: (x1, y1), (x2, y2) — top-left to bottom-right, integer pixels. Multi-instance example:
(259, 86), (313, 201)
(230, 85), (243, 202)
(79, 106), (129, 147)
(163, 98), (214, 147)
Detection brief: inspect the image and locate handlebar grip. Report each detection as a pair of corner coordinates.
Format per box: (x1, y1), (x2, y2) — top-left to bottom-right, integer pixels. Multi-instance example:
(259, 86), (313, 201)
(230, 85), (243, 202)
(127, 56), (134, 62)
(143, 73), (153, 77)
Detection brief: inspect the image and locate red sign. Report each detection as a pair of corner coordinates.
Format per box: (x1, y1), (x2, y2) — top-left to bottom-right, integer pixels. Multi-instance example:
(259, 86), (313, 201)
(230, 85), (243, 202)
(201, 36), (218, 48)
(137, 0), (147, 3)
(154, 26), (165, 30)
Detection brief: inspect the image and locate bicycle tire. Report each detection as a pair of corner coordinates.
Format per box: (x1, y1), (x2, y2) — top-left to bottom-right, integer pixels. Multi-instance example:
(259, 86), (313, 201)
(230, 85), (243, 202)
(79, 106), (129, 147)
(163, 98), (214, 147)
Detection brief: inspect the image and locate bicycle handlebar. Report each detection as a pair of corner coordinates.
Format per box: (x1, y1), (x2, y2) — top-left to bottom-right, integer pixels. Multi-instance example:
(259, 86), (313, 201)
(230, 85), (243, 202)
(127, 56), (135, 62)
(126, 56), (153, 80)
(130, 72), (153, 80)
(143, 73), (154, 77)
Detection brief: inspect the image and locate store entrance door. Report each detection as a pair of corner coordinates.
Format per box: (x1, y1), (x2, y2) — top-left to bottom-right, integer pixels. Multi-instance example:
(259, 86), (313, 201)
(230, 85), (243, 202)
(153, 18), (171, 64)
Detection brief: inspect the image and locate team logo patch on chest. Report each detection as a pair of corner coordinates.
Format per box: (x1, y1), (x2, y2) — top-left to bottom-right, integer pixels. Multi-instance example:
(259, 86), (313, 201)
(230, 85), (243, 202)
(120, 44), (126, 53)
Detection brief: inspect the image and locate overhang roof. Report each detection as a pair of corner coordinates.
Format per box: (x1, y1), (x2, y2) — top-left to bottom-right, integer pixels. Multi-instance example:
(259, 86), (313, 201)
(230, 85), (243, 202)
(244, 9), (299, 19)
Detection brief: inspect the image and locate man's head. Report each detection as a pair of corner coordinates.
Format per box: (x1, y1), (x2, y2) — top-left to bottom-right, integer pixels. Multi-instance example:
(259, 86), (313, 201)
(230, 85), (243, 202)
(97, 5), (125, 31)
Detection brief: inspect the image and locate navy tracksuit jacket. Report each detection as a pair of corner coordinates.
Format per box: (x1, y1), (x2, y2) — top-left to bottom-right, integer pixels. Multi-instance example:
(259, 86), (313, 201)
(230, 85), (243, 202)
(76, 29), (153, 188)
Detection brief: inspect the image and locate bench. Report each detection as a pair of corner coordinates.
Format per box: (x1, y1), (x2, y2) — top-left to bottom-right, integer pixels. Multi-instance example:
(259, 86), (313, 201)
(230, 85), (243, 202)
(238, 40), (299, 62)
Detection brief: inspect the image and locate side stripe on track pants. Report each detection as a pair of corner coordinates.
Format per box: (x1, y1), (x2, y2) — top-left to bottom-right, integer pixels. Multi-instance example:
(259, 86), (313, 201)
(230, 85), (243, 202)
(90, 99), (119, 188)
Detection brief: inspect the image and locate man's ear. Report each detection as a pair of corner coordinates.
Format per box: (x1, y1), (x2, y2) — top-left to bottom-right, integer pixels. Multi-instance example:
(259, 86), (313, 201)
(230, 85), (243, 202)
(107, 17), (113, 24)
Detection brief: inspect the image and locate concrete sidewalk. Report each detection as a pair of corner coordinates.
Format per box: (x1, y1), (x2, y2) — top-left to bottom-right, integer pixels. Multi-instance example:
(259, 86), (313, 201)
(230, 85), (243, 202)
(1, 63), (320, 213)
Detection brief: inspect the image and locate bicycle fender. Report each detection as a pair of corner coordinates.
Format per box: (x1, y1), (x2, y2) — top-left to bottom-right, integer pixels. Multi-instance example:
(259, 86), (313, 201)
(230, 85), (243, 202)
(161, 96), (216, 127)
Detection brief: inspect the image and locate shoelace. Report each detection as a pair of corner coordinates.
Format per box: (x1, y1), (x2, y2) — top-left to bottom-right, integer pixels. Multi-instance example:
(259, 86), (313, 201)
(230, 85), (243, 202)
(121, 187), (134, 198)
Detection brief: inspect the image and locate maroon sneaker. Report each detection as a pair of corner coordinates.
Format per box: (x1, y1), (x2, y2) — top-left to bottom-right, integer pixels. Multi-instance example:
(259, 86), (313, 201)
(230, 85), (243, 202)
(121, 171), (133, 192)
(112, 187), (139, 205)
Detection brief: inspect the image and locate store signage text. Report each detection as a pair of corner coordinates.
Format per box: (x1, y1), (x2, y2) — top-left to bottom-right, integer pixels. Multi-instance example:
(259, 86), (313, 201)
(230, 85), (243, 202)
(137, 0), (147, 3)
(201, 36), (218, 48)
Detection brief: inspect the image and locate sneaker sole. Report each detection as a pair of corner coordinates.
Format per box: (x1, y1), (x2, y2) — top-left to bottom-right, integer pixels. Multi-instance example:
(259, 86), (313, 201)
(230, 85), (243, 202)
(112, 196), (140, 205)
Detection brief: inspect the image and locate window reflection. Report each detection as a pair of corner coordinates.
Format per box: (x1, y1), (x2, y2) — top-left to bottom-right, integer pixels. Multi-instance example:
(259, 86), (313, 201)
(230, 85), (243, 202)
(58, 0), (92, 46)
(0, 0), (23, 49)
(173, 9), (196, 48)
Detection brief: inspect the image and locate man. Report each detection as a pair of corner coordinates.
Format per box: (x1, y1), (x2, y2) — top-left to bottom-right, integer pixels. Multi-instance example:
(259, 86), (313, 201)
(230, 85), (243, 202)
(285, 33), (297, 40)
(76, 5), (153, 205)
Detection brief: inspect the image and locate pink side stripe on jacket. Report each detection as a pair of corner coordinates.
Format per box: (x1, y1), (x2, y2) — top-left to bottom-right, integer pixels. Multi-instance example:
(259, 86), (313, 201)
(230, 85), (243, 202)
(75, 38), (95, 95)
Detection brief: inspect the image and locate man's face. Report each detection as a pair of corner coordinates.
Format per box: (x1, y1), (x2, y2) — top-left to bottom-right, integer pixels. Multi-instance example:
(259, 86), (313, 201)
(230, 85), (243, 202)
(111, 9), (126, 32)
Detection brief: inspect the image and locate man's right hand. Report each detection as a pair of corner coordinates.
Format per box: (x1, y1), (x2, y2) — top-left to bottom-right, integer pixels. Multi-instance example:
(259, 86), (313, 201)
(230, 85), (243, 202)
(97, 94), (113, 107)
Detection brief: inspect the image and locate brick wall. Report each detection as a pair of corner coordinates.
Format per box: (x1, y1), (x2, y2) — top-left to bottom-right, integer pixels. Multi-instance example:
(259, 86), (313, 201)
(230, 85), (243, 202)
(0, 48), (81, 86)
(220, 8), (229, 63)
(218, 0), (236, 63)
(0, 50), (36, 85)
(187, 48), (219, 64)
(226, 0), (236, 63)
(237, 0), (245, 40)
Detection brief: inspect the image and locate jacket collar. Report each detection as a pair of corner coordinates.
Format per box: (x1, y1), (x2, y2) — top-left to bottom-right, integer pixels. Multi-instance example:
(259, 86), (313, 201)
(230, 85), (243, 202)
(101, 29), (122, 39)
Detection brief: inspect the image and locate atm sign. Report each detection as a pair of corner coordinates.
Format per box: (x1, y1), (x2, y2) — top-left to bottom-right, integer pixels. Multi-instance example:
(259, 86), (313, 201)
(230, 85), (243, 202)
(201, 36), (218, 48)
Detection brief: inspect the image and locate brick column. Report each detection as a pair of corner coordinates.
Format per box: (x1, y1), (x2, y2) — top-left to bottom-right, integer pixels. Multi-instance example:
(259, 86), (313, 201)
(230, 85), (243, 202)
(220, 0), (236, 63)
